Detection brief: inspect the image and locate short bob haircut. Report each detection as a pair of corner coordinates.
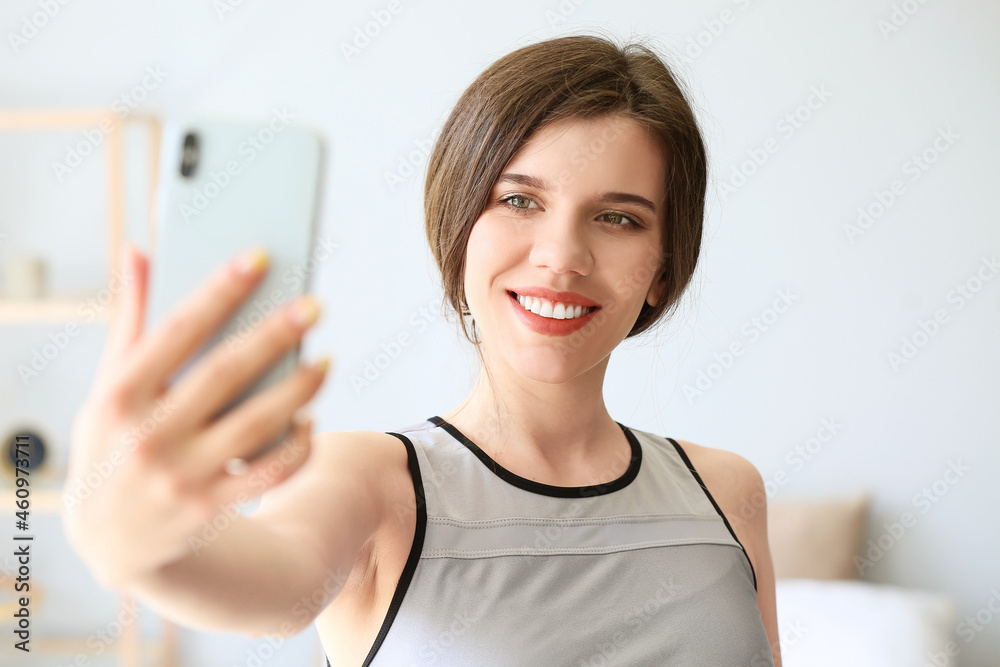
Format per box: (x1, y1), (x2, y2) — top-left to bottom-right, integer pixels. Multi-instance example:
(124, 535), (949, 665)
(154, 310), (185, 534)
(424, 33), (707, 347)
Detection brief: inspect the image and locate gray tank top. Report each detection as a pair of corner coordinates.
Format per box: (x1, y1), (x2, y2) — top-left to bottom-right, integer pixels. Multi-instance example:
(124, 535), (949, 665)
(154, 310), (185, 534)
(331, 416), (773, 666)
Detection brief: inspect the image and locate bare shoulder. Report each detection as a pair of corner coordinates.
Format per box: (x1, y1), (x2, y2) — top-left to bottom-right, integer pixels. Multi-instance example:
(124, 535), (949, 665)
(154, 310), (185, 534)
(309, 428), (415, 524)
(307, 428), (411, 478)
(671, 438), (768, 542)
(253, 429), (413, 568)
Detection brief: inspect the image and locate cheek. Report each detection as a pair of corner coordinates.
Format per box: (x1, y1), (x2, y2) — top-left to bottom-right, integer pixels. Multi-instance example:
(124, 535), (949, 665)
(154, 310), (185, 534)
(618, 245), (663, 303)
(463, 217), (503, 308)
(466, 215), (522, 273)
(470, 213), (514, 249)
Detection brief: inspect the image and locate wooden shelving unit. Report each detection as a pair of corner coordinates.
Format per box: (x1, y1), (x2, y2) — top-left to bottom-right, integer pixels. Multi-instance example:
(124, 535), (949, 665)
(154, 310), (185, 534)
(1, 107), (327, 667)
(0, 108), (174, 666)
(0, 108), (161, 323)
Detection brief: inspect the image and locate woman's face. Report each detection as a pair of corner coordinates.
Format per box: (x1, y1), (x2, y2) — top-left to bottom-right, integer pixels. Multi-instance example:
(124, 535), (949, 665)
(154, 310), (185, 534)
(464, 114), (668, 383)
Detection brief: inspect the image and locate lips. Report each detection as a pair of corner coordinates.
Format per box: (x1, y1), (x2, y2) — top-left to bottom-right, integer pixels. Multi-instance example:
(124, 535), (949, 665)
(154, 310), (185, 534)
(506, 290), (601, 337)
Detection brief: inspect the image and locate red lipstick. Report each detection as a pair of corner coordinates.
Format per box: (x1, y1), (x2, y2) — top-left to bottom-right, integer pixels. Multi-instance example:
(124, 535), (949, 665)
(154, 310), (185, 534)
(506, 289), (601, 337)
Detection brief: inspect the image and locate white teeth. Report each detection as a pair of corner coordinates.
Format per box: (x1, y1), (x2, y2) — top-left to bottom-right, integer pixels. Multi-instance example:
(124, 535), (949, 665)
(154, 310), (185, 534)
(515, 293), (594, 320)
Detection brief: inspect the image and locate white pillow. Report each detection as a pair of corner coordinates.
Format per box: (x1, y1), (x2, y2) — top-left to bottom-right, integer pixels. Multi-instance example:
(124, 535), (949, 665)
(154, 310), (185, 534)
(775, 578), (958, 667)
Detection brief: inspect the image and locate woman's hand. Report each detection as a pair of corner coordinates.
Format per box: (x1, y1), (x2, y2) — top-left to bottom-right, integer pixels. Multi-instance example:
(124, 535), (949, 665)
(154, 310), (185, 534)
(60, 244), (330, 589)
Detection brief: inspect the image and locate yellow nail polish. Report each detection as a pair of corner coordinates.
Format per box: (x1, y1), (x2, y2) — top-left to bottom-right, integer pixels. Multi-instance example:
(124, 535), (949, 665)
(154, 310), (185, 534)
(313, 356), (333, 375)
(235, 247), (270, 275)
(289, 295), (321, 326)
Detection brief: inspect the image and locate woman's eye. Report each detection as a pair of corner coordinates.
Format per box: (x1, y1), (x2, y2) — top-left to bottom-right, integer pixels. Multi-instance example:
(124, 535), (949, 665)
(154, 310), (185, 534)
(501, 195), (535, 209)
(602, 212), (641, 228)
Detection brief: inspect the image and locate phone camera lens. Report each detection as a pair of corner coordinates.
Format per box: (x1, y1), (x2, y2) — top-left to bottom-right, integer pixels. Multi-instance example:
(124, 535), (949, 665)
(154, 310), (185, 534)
(180, 131), (199, 178)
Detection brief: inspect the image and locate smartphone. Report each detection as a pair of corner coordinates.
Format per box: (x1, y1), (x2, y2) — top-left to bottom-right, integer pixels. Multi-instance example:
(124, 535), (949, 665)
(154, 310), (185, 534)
(143, 116), (324, 461)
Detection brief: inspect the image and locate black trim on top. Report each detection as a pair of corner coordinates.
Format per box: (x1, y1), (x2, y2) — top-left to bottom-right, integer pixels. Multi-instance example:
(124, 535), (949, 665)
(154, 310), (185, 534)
(317, 432), (426, 667)
(427, 415), (642, 498)
(666, 437), (758, 593)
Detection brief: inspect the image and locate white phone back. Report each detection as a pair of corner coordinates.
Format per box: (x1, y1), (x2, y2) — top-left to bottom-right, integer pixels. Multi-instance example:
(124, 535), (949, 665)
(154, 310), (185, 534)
(144, 117), (323, 449)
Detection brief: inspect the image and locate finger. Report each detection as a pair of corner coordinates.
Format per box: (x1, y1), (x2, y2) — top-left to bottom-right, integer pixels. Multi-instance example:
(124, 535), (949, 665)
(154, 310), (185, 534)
(94, 243), (148, 396)
(208, 412), (314, 509)
(162, 294), (322, 436)
(119, 246), (270, 403)
(174, 356), (330, 484)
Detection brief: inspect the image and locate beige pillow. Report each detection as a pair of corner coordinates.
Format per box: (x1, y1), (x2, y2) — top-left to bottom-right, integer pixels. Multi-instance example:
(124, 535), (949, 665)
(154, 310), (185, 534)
(767, 491), (870, 580)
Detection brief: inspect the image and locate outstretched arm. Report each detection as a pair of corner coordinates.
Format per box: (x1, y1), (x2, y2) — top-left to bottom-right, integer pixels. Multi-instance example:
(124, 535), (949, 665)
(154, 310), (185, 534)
(121, 429), (392, 638)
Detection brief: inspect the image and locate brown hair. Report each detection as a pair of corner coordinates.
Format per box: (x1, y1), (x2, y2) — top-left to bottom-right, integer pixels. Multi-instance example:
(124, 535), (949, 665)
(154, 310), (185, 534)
(424, 33), (706, 350)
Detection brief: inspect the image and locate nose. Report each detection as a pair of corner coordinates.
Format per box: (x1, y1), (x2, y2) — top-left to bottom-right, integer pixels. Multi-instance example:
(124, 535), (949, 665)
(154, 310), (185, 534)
(527, 208), (594, 276)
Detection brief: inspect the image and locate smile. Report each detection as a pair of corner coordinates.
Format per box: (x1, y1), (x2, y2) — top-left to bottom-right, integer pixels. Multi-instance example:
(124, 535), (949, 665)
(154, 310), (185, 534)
(511, 292), (597, 320)
(506, 291), (601, 337)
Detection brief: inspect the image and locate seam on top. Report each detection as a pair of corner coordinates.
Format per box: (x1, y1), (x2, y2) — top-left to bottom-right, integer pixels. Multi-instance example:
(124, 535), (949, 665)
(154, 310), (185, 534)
(425, 514), (724, 530)
(422, 537), (744, 558)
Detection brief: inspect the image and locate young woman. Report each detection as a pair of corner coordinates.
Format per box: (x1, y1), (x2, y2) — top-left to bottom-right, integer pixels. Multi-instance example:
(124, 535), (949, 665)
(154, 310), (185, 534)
(64, 34), (781, 666)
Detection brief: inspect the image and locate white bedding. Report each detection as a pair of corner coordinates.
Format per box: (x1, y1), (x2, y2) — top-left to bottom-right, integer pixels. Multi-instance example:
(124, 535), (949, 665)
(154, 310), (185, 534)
(775, 578), (959, 667)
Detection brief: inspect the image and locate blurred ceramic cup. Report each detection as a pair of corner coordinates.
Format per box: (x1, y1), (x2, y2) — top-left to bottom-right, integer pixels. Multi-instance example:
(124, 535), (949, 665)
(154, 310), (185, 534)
(2, 255), (48, 299)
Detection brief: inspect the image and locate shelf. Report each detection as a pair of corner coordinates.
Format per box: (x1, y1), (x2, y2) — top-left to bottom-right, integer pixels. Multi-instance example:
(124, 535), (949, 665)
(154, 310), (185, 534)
(0, 487), (63, 514)
(0, 291), (120, 323)
(0, 630), (177, 665)
(0, 109), (125, 130)
(0, 108), (171, 666)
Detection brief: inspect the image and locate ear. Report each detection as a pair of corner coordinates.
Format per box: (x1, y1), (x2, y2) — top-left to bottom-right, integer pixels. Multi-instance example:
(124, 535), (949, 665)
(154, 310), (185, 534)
(645, 269), (666, 308)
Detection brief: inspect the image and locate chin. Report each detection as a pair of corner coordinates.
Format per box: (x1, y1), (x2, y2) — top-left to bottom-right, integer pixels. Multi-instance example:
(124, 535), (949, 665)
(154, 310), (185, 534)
(497, 343), (605, 384)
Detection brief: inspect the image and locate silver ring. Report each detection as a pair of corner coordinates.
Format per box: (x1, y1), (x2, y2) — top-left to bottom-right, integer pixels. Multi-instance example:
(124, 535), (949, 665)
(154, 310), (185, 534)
(224, 457), (249, 476)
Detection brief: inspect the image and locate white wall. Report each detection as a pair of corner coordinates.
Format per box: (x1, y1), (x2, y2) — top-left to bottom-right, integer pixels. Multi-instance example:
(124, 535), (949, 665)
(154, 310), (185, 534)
(1, 0), (998, 665)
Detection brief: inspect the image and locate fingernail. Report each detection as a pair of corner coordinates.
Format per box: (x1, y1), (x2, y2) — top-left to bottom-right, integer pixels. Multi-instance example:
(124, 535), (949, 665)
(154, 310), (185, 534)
(289, 295), (321, 327)
(312, 355), (334, 375)
(234, 247), (270, 275)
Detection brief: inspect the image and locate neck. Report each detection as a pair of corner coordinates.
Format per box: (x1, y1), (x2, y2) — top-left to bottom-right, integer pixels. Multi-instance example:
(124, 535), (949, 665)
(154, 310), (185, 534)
(440, 347), (627, 482)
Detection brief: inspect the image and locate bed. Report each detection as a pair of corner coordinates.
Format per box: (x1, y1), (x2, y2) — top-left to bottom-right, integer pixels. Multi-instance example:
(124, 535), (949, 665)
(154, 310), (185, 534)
(767, 492), (959, 666)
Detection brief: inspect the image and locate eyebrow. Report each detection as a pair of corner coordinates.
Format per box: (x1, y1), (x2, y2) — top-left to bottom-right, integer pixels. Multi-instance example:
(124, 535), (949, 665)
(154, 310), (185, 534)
(496, 173), (659, 216)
